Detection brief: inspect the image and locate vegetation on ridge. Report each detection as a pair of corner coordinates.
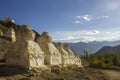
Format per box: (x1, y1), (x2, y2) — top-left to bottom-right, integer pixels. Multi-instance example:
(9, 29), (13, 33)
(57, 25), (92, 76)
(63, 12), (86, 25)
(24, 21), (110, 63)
(81, 52), (120, 69)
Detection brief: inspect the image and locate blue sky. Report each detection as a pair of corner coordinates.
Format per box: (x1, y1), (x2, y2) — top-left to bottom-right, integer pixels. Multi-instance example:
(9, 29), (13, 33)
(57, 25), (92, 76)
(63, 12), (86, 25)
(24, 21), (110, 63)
(0, 0), (120, 43)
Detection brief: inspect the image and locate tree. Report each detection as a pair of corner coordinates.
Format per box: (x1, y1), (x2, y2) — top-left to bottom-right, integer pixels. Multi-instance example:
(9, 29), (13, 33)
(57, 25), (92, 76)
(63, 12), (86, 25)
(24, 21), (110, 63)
(112, 54), (120, 66)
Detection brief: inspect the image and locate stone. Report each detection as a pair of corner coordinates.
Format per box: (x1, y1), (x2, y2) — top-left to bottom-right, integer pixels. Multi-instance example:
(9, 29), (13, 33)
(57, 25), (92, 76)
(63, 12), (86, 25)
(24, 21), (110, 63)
(5, 40), (45, 69)
(36, 32), (61, 65)
(15, 25), (36, 41)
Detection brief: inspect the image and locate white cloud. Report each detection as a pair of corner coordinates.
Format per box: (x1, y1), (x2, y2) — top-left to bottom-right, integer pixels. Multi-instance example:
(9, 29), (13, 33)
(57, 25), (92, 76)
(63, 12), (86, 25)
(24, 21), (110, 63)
(93, 30), (100, 34)
(102, 16), (108, 18)
(66, 36), (75, 40)
(52, 29), (120, 43)
(75, 16), (81, 18)
(74, 15), (108, 24)
(86, 30), (100, 35)
(106, 32), (111, 34)
(75, 14), (93, 21)
(54, 36), (96, 43)
(82, 15), (93, 21)
(74, 20), (82, 24)
(54, 30), (100, 37)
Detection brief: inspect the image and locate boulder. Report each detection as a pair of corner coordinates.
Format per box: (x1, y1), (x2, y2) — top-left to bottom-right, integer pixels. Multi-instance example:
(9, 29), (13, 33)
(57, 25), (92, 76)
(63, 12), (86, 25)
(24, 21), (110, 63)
(5, 40), (45, 69)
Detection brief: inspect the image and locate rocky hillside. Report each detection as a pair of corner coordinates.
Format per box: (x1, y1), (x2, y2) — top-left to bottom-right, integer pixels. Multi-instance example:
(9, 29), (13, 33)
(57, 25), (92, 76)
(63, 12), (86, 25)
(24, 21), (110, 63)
(95, 45), (120, 54)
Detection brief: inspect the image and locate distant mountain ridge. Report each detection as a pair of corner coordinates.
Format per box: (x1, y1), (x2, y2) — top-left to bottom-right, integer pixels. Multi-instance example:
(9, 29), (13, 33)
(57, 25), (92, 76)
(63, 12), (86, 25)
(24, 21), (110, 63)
(69, 41), (120, 55)
(95, 45), (120, 54)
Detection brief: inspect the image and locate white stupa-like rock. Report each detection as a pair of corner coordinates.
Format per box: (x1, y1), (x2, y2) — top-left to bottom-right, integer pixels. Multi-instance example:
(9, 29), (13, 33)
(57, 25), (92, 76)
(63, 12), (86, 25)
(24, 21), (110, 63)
(36, 32), (62, 65)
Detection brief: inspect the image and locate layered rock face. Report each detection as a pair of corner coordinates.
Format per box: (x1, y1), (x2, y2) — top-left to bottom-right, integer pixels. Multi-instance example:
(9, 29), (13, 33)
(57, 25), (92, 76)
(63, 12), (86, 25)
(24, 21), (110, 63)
(36, 32), (62, 65)
(6, 41), (45, 69)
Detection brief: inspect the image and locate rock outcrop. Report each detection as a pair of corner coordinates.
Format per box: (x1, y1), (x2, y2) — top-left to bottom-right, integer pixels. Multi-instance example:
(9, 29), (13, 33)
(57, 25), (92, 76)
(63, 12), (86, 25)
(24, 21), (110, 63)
(4, 27), (16, 42)
(6, 40), (45, 69)
(63, 44), (82, 66)
(56, 43), (70, 66)
(63, 44), (75, 64)
(5, 25), (46, 69)
(36, 32), (62, 65)
(15, 25), (36, 41)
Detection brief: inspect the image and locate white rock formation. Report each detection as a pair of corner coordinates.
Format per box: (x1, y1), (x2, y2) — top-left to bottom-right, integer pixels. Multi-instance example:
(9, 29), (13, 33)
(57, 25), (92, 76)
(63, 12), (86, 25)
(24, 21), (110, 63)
(6, 40), (45, 69)
(56, 43), (70, 66)
(36, 32), (62, 65)
(63, 44), (82, 67)
(15, 25), (36, 41)
(74, 56), (82, 67)
(5, 27), (16, 42)
(63, 44), (75, 65)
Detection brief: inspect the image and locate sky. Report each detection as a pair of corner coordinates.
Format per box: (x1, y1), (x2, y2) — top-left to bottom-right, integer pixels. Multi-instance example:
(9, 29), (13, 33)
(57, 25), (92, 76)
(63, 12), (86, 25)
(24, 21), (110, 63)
(0, 0), (120, 43)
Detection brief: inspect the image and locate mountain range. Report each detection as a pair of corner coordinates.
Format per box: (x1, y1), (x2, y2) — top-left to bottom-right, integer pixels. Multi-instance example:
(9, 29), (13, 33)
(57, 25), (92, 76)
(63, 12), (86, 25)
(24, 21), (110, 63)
(95, 45), (120, 54)
(69, 41), (120, 55)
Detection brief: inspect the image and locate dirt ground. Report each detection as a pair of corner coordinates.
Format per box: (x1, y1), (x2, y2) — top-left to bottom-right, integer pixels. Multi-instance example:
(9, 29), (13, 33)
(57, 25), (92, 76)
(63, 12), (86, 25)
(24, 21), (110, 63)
(0, 63), (120, 80)
(102, 70), (120, 80)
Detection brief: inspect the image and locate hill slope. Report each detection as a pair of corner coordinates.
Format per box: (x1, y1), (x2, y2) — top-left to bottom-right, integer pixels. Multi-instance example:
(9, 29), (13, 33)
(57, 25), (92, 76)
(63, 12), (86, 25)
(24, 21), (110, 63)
(95, 45), (120, 54)
(69, 41), (120, 55)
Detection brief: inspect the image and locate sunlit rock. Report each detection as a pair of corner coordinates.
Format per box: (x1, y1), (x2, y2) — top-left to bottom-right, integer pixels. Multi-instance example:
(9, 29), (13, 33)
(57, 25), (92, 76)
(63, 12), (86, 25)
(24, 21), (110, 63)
(15, 25), (36, 41)
(36, 32), (62, 65)
(4, 27), (16, 42)
(5, 40), (45, 69)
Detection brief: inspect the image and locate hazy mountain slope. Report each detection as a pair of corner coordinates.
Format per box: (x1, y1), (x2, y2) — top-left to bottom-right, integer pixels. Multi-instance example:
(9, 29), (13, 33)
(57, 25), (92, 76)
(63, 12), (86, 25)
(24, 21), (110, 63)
(69, 41), (120, 55)
(95, 45), (120, 54)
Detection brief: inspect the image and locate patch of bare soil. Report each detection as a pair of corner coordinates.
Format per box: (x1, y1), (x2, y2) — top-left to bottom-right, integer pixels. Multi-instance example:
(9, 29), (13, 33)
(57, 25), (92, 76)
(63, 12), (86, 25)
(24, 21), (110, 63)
(102, 70), (120, 80)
